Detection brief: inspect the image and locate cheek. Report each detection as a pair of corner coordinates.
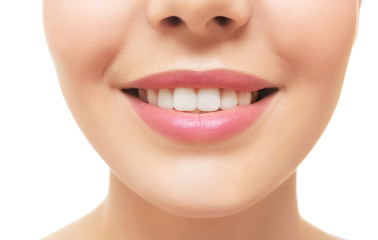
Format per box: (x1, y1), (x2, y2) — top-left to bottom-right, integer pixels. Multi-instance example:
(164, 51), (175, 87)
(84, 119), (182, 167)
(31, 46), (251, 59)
(43, 0), (144, 158)
(43, 0), (140, 83)
(257, 0), (358, 137)
(43, 0), (145, 139)
(260, 0), (357, 80)
(246, 0), (358, 175)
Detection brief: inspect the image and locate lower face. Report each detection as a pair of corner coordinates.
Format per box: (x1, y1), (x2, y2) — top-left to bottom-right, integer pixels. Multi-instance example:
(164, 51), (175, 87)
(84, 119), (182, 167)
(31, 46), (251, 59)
(44, 0), (358, 217)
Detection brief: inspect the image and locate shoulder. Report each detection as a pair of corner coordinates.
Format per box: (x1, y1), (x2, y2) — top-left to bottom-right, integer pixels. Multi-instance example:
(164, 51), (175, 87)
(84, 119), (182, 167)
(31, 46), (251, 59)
(42, 208), (103, 240)
(299, 218), (345, 240)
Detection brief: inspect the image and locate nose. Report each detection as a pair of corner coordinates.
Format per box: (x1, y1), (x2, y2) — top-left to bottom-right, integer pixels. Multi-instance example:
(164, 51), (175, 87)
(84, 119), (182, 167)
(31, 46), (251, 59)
(146, 0), (252, 36)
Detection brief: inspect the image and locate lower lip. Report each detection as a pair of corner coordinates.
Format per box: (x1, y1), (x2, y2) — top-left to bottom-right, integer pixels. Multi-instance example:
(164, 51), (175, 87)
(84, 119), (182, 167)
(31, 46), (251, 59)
(124, 93), (276, 142)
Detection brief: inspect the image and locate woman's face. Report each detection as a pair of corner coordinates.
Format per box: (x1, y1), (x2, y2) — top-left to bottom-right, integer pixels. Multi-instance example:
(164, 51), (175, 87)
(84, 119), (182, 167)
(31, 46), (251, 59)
(44, 0), (360, 217)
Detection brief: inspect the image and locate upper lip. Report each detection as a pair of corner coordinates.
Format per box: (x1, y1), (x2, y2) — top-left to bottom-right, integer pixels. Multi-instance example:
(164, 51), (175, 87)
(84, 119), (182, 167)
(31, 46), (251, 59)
(121, 69), (276, 91)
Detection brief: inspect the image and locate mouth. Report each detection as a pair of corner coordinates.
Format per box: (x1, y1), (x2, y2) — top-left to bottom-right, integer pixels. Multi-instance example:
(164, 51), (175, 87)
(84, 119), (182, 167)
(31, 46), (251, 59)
(119, 70), (279, 142)
(122, 87), (278, 113)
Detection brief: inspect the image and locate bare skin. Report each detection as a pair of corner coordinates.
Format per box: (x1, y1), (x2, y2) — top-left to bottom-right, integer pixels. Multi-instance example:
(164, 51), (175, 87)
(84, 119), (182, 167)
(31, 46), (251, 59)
(42, 0), (361, 239)
(44, 172), (341, 240)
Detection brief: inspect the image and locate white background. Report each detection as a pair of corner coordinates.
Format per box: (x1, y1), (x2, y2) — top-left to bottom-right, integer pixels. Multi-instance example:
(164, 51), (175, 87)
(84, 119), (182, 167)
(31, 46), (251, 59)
(0, 1), (377, 240)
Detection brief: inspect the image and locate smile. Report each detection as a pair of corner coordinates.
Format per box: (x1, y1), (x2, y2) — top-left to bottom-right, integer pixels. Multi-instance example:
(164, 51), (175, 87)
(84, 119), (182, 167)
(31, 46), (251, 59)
(121, 70), (278, 142)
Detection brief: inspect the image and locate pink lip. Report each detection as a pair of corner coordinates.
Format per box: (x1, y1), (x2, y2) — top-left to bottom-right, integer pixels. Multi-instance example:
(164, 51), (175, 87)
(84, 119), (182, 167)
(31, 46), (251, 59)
(122, 70), (277, 142)
(121, 69), (276, 91)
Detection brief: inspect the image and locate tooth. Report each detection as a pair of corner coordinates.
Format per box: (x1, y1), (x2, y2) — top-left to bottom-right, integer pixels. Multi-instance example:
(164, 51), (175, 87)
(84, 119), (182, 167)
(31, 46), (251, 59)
(173, 88), (196, 111)
(158, 89), (173, 109)
(238, 91), (252, 106)
(221, 89), (238, 110)
(197, 88), (220, 112)
(251, 91), (258, 103)
(147, 89), (158, 106)
(138, 89), (147, 102)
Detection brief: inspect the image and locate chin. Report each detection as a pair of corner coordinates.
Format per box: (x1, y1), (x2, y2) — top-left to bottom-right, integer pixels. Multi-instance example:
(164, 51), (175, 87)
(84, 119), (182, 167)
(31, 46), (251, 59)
(151, 193), (257, 219)
(130, 172), (265, 219)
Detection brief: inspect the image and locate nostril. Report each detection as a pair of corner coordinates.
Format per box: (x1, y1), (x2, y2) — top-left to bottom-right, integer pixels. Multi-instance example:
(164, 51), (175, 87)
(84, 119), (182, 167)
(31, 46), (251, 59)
(162, 16), (183, 27)
(213, 16), (232, 26)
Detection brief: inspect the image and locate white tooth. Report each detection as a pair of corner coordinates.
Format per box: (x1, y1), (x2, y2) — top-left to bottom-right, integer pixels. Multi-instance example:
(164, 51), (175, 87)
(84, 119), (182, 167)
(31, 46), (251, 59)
(173, 88), (196, 111)
(138, 89), (147, 102)
(147, 89), (158, 106)
(238, 91), (252, 106)
(197, 88), (220, 112)
(251, 91), (258, 103)
(221, 89), (238, 110)
(158, 89), (173, 109)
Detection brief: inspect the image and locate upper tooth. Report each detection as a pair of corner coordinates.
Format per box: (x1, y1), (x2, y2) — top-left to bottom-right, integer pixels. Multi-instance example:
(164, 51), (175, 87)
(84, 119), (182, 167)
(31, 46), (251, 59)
(221, 89), (238, 110)
(144, 88), (256, 112)
(147, 89), (158, 106)
(173, 88), (197, 111)
(158, 89), (173, 109)
(197, 88), (220, 112)
(251, 91), (258, 103)
(238, 91), (252, 106)
(138, 89), (147, 102)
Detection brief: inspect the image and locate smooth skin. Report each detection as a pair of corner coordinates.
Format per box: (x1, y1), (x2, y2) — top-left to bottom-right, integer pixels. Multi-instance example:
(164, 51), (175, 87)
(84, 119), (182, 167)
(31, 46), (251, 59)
(43, 0), (361, 239)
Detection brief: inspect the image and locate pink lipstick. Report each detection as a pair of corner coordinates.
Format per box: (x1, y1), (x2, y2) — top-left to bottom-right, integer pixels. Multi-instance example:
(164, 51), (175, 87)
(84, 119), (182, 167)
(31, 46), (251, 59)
(121, 70), (278, 142)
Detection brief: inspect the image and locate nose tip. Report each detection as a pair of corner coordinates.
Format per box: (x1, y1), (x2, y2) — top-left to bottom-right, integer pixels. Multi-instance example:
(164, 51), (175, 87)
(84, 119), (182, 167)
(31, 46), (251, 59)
(147, 0), (251, 36)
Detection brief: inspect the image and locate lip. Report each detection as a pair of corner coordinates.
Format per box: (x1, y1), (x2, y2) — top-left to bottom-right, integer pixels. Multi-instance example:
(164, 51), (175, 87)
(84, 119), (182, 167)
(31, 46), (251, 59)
(121, 69), (276, 91)
(121, 69), (277, 142)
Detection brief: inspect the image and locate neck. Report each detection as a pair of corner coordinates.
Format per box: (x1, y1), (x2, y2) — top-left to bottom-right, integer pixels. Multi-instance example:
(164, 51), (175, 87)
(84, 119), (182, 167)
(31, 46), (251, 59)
(98, 171), (301, 240)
